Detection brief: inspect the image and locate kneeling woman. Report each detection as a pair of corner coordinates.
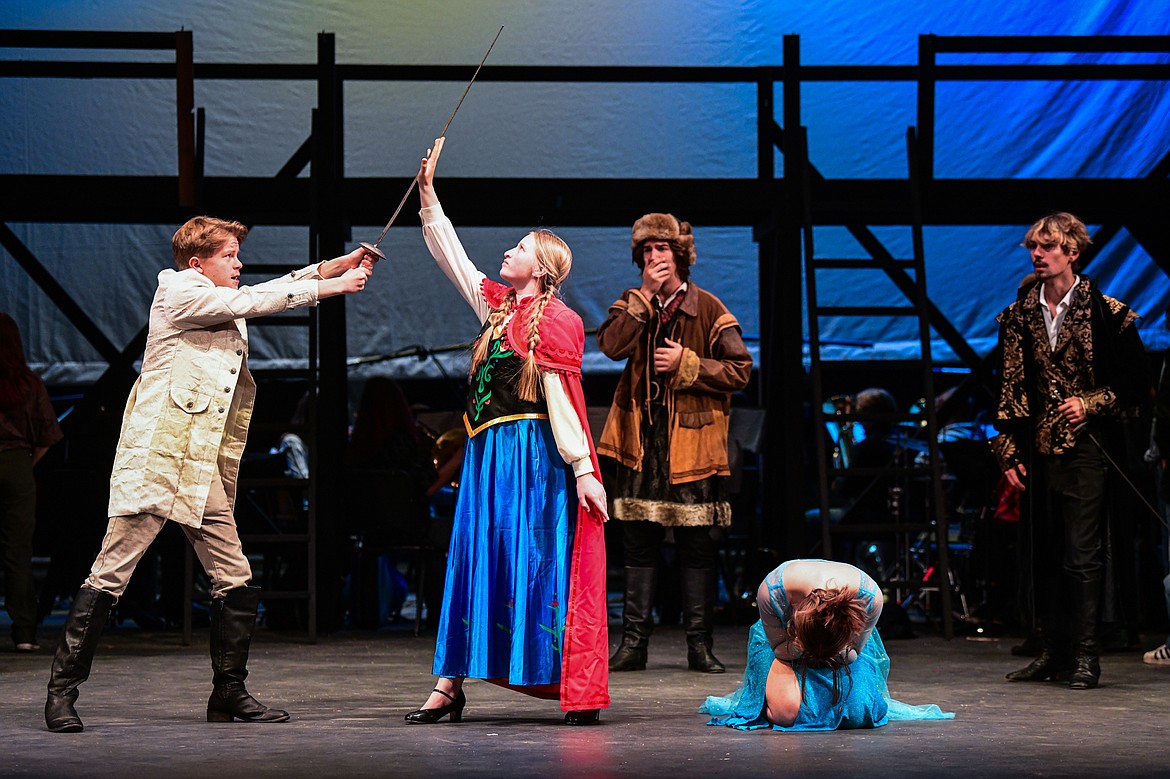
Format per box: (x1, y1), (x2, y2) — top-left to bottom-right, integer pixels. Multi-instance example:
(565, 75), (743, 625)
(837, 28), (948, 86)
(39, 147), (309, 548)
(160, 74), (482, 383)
(702, 559), (953, 731)
(405, 137), (609, 726)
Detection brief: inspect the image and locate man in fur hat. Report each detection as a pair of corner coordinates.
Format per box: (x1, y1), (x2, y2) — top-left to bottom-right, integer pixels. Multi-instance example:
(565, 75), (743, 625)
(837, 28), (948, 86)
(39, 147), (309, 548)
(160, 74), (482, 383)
(597, 213), (752, 674)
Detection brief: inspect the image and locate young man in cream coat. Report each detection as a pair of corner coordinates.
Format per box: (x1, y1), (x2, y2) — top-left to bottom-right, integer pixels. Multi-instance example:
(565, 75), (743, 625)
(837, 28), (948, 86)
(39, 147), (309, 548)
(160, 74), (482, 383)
(45, 216), (373, 732)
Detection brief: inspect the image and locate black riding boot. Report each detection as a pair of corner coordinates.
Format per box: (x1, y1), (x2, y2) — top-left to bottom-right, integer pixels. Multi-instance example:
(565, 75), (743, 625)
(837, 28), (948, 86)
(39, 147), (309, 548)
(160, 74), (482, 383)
(609, 567), (656, 672)
(1068, 576), (1102, 690)
(206, 586), (290, 722)
(45, 587), (115, 732)
(682, 567), (725, 674)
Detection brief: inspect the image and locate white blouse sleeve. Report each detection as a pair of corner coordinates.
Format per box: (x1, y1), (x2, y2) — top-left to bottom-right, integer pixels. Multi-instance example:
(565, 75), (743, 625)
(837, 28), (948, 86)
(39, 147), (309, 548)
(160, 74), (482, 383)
(420, 203), (490, 324)
(542, 372), (594, 477)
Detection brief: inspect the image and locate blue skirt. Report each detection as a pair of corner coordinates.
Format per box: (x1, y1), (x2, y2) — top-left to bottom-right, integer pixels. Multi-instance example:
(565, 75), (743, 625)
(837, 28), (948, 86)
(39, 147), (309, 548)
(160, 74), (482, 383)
(432, 419), (576, 685)
(700, 621), (954, 731)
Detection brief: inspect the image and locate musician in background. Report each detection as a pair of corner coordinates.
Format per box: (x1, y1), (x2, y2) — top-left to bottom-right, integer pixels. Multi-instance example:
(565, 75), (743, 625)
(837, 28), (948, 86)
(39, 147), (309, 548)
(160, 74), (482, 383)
(834, 388), (901, 526)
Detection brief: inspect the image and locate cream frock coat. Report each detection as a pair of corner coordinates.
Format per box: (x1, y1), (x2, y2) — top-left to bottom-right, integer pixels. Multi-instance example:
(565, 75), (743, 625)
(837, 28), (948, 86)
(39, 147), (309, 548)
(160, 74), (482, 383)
(107, 265), (323, 528)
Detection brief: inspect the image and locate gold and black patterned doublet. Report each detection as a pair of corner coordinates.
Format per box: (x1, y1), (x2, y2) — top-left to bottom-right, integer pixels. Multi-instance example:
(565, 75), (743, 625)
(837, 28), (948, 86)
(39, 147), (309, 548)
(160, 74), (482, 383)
(991, 277), (1139, 470)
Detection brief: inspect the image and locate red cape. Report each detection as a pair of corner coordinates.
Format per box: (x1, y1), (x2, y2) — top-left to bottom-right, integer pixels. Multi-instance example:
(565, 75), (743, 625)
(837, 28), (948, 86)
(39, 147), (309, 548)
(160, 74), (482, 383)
(483, 280), (610, 711)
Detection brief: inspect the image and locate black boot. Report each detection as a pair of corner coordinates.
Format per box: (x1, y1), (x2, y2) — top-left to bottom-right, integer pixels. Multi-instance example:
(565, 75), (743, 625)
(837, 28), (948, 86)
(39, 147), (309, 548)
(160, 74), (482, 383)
(1005, 649), (1070, 682)
(682, 567), (725, 674)
(1068, 576), (1102, 690)
(45, 587), (114, 733)
(207, 586), (290, 723)
(1068, 654), (1101, 689)
(609, 567), (656, 672)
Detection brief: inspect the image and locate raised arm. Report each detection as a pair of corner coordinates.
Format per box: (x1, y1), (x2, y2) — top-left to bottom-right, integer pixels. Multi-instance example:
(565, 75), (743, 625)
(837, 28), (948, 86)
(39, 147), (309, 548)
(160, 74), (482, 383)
(416, 137), (490, 322)
(418, 136), (443, 211)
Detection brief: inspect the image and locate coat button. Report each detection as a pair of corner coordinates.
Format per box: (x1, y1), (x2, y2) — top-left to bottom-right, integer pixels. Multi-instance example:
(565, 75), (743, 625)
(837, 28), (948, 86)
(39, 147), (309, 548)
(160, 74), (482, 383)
(230, 368), (236, 374)
(218, 407), (225, 413)
(224, 387), (231, 393)
(236, 349), (242, 355)
(186, 402), (193, 409)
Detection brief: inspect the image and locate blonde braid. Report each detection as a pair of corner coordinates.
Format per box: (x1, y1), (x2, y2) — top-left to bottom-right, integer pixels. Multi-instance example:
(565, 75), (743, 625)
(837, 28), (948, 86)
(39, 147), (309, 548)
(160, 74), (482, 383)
(469, 289), (516, 376)
(515, 286), (556, 402)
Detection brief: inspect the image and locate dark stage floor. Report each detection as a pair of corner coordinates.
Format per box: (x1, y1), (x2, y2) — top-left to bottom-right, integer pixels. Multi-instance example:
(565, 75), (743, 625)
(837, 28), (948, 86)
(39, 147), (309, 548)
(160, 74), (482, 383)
(2, 621), (1168, 778)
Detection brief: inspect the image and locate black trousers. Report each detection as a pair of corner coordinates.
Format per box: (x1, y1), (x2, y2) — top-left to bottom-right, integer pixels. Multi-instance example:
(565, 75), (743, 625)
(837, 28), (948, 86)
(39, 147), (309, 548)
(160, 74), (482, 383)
(620, 520), (717, 571)
(1040, 443), (1107, 582)
(1035, 442), (1107, 649)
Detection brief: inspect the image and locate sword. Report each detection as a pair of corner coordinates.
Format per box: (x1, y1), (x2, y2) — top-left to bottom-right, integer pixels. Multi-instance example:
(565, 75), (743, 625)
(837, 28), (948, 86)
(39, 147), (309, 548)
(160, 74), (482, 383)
(360, 25), (504, 261)
(1047, 387), (1165, 526)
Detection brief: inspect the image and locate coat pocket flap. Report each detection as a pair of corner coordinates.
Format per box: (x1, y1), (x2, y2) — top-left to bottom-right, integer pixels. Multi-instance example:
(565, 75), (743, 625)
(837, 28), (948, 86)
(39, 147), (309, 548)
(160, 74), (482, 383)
(678, 410), (714, 429)
(170, 385), (211, 414)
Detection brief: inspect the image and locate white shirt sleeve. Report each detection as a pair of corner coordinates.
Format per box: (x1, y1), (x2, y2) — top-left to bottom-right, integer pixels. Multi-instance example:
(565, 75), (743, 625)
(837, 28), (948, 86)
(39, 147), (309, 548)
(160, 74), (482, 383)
(420, 203), (490, 324)
(543, 372), (594, 477)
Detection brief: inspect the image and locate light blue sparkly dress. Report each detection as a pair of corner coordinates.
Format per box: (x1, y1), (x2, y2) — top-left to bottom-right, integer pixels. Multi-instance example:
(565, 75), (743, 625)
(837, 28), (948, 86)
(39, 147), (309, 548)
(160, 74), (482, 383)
(701, 560), (954, 731)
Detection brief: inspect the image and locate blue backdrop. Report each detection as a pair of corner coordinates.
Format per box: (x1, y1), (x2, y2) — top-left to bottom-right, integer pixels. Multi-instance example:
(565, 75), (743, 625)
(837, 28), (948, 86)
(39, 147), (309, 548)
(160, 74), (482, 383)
(1, 0), (1167, 382)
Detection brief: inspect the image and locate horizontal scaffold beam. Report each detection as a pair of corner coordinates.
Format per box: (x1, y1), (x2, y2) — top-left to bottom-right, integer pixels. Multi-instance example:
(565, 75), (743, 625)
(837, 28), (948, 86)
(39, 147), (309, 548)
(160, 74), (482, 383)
(2, 174), (1166, 228)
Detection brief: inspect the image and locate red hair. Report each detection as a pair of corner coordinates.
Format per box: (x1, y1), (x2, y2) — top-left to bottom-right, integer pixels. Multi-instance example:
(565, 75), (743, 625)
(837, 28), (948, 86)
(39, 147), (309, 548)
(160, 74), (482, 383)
(790, 586), (869, 705)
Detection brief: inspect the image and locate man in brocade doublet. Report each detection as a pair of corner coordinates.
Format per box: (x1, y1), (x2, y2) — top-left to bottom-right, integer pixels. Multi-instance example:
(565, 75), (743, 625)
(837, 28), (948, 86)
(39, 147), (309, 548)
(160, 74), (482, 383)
(991, 212), (1151, 690)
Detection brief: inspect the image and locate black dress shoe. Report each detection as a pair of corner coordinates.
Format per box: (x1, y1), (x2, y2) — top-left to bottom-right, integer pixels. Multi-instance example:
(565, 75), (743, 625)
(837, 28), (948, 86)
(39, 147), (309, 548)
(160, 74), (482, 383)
(563, 709), (600, 726)
(405, 688), (465, 724)
(1005, 650), (1069, 682)
(1068, 655), (1100, 690)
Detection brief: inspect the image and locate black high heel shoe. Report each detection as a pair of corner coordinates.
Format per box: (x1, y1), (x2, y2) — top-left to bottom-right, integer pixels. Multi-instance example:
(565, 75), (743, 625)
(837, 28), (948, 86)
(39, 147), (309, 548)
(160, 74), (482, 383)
(405, 687), (465, 724)
(563, 709), (600, 726)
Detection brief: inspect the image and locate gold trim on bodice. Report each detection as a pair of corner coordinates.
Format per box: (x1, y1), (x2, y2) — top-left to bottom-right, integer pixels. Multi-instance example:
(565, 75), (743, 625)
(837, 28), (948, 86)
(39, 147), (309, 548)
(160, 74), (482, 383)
(463, 412), (549, 439)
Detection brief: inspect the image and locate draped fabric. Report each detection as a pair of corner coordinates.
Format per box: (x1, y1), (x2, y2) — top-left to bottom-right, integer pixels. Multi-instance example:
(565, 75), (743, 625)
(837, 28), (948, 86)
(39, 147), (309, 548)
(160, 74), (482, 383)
(701, 563), (952, 731)
(481, 279), (587, 376)
(556, 370), (610, 712)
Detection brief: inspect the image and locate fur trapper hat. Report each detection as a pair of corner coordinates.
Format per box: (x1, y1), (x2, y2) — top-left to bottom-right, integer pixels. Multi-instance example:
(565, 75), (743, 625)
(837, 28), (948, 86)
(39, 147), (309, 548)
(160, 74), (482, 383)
(631, 213), (696, 267)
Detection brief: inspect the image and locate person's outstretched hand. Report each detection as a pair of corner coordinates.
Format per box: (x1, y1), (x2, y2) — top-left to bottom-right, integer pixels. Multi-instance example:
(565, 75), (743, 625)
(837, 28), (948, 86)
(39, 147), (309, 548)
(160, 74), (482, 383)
(417, 136), (445, 209)
(319, 266), (370, 298)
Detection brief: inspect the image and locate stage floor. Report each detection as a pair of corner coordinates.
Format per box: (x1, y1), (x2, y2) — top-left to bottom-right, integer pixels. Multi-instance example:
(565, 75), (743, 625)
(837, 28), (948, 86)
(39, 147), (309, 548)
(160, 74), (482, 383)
(2, 622), (1167, 778)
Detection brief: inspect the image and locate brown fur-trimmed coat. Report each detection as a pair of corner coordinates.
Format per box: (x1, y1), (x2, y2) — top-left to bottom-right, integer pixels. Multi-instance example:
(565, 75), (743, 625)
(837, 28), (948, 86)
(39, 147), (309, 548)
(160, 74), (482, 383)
(597, 283), (752, 484)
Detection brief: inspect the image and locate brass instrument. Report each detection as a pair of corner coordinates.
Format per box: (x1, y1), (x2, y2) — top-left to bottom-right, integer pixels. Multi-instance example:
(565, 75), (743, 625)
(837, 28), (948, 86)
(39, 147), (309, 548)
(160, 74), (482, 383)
(823, 394), (855, 470)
